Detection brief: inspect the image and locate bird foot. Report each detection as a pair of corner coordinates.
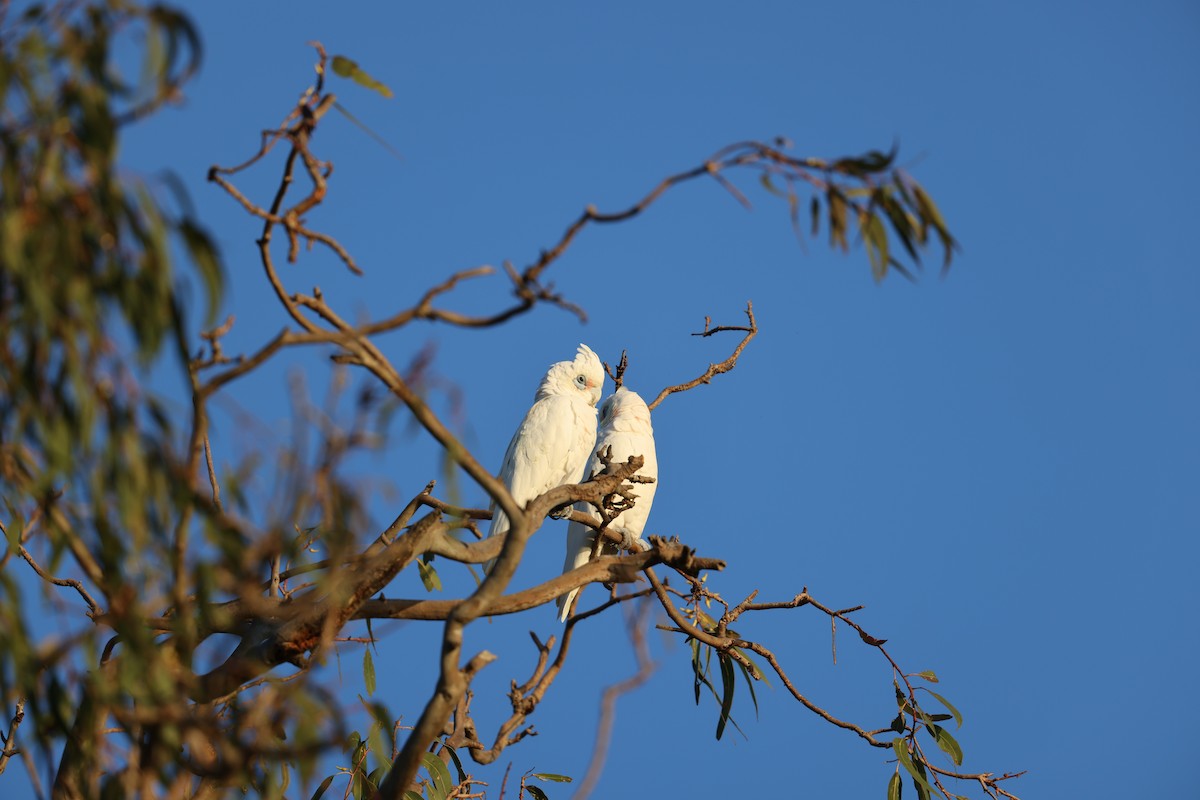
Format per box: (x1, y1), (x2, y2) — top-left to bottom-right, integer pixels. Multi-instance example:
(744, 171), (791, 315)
(623, 533), (652, 553)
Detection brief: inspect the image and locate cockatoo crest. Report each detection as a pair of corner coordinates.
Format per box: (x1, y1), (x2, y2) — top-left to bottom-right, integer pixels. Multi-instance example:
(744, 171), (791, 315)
(536, 343), (604, 407)
(484, 344), (605, 575)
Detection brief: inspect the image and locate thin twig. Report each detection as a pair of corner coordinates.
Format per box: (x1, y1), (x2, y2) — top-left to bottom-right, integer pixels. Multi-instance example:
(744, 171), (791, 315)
(648, 301), (758, 410)
(18, 546), (101, 617)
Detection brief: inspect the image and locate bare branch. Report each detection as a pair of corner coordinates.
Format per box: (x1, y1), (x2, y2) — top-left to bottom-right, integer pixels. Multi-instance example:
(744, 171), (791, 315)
(17, 546), (101, 618)
(648, 301), (758, 410)
(0, 699), (26, 776)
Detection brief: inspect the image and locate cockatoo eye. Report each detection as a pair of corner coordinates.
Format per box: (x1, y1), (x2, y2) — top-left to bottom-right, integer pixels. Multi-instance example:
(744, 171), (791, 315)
(575, 374), (586, 386)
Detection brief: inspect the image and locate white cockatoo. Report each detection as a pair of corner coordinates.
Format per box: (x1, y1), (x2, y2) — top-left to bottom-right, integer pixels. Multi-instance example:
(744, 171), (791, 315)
(557, 386), (657, 621)
(484, 344), (606, 574)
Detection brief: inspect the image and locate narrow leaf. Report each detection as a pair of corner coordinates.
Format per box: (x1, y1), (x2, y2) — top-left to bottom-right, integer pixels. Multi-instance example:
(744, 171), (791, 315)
(926, 723), (964, 766)
(759, 172), (786, 198)
(865, 210), (891, 275)
(887, 771), (903, 800)
(309, 775), (336, 800)
(421, 753), (454, 800)
(445, 745), (468, 784)
(330, 55), (394, 98)
(363, 649), (376, 695)
(925, 689), (963, 728)
(417, 558), (442, 592)
(735, 659), (760, 718)
(912, 670), (939, 683)
(911, 754), (933, 800)
(892, 739), (938, 797)
(531, 773), (573, 783)
(715, 653), (736, 740)
(526, 788), (549, 800)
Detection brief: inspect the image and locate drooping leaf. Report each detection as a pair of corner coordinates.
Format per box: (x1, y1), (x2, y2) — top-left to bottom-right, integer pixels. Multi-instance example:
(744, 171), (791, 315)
(887, 770), (903, 800)
(926, 723), (964, 766)
(735, 659), (760, 718)
(417, 558), (442, 592)
(309, 775), (336, 800)
(445, 744), (468, 784)
(421, 752), (455, 800)
(862, 211), (890, 282)
(912, 670), (939, 683)
(363, 648), (376, 695)
(526, 787), (549, 800)
(715, 652), (736, 740)
(330, 55), (394, 98)
(911, 753), (933, 800)
(892, 738), (937, 798)
(925, 689), (963, 728)
(759, 172), (786, 198)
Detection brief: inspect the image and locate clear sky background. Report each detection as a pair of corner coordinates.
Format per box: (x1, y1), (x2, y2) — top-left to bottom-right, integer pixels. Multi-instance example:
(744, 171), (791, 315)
(11, 1), (1200, 798)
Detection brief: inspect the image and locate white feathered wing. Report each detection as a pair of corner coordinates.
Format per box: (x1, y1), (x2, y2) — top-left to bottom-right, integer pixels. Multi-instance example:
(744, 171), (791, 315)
(484, 344), (605, 574)
(557, 387), (658, 621)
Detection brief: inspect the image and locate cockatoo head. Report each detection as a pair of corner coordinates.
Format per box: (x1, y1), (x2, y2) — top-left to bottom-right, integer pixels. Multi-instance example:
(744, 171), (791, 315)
(599, 386), (653, 433)
(539, 343), (605, 406)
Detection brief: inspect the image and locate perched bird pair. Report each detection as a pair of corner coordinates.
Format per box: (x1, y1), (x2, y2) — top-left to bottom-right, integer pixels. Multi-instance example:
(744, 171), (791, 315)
(484, 344), (657, 622)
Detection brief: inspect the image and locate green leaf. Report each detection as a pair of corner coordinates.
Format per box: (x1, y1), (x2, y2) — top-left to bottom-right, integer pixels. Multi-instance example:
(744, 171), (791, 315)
(862, 211), (889, 281)
(734, 659), (760, 718)
(366, 767), (386, 794)
(715, 652), (736, 741)
(912, 670), (939, 683)
(417, 558), (442, 592)
(363, 648), (376, 695)
(925, 689), (963, 728)
(827, 189), (848, 251)
(759, 172), (786, 198)
(892, 739), (937, 798)
(531, 773), (573, 783)
(526, 788), (549, 800)
(890, 713), (906, 734)
(401, 793), (424, 800)
(911, 184), (957, 269)
(887, 771), (903, 800)
(911, 754), (933, 800)
(330, 55), (394, 98)
(309, 775), (336, 800)
(421, 753), (454, 800)
(926, 723), (964, 766)
(444, 744), (468, 784)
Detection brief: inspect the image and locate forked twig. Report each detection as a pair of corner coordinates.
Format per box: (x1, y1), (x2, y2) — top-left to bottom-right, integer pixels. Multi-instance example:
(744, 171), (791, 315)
(648, 301), (757, 410)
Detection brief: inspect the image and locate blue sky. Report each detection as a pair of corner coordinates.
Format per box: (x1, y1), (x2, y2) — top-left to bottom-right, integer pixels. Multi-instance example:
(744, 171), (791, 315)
(12, 1), (1200, 797)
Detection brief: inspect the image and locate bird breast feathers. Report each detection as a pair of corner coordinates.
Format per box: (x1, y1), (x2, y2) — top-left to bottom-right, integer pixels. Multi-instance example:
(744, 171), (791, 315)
(502, 395), (598, 505)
